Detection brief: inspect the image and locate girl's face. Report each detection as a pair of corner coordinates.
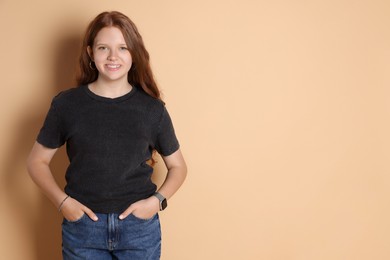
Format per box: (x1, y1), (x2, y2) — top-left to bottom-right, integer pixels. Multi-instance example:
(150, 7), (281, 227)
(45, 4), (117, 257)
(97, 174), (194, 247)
(88, 26), (132, 84)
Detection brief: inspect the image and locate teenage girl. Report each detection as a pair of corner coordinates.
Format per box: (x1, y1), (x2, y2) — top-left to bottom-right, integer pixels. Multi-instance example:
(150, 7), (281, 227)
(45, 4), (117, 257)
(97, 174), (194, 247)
(27, 11), (187, 259)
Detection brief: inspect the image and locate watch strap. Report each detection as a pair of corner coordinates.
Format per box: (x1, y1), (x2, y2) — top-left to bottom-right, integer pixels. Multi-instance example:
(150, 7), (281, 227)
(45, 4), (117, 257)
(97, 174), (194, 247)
(153, 192), (165, 202)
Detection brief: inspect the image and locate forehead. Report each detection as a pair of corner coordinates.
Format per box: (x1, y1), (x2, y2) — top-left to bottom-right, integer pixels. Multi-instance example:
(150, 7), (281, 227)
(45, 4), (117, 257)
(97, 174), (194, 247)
(94, 26), (126, 44)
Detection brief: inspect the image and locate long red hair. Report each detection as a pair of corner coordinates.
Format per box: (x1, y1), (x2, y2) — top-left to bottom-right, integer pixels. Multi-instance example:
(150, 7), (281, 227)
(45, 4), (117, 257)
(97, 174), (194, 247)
(77, 11), (161, 100)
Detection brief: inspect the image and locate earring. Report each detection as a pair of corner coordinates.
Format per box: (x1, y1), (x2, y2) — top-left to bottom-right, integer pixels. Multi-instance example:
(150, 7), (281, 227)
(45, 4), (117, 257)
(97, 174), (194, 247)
(89, 61), (95, 70)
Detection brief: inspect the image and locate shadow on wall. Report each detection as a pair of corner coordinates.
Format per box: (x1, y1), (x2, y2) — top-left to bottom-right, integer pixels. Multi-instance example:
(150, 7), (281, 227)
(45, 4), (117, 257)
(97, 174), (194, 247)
(3, 32), (82, 260)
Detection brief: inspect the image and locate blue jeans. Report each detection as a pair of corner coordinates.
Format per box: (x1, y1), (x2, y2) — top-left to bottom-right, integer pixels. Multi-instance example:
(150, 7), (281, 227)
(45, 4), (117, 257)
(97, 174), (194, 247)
(62, 213), (161, 259)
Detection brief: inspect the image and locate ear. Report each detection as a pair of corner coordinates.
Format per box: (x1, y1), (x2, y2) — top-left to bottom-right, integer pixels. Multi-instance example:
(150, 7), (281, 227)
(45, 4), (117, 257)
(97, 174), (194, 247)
(87, 46), (93, 61)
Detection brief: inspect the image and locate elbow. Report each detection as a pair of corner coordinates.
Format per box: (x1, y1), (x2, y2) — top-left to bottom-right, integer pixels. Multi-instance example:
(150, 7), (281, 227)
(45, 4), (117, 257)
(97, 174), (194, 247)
(26, 152), (33, 173)
(26, 153), (48, 177)
(26, 154), (36, 177)
(169, 162), (187, 182)
(181, 162), (188, 182)
(178, 163), (188, 183)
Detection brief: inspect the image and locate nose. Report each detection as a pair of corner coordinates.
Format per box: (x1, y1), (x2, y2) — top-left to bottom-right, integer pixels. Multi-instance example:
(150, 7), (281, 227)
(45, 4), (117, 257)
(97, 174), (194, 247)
(107, 49), (118, 61)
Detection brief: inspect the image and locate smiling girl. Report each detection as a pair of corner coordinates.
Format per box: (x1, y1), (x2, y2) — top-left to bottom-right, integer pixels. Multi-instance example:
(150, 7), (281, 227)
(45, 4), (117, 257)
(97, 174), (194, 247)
(27, 11), (187, 260)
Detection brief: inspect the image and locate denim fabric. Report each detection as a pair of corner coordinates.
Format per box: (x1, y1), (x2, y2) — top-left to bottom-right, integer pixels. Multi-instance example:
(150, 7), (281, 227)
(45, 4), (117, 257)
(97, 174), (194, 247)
(62, 213), (161, 260)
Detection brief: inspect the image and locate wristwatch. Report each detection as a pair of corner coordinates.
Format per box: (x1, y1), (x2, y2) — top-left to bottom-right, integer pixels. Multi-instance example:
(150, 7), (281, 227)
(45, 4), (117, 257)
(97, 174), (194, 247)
(153, 192), (167, 211)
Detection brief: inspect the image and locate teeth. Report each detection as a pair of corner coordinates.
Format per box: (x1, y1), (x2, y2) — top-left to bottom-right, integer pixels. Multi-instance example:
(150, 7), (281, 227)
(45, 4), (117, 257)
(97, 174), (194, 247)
(107, 64), (120, 68)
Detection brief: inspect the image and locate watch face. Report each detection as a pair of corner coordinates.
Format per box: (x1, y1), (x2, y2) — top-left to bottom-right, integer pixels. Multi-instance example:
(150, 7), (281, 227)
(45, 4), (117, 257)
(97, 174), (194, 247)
(161, 199), (167, 210)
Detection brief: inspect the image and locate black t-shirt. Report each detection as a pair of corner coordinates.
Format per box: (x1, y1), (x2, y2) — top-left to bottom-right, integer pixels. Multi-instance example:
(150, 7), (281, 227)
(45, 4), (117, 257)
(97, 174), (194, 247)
(37, 85), (179, 213)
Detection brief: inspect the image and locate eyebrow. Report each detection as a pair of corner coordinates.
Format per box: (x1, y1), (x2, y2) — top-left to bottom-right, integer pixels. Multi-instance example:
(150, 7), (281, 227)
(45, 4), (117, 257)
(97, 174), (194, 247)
(95, 42), (127, 46)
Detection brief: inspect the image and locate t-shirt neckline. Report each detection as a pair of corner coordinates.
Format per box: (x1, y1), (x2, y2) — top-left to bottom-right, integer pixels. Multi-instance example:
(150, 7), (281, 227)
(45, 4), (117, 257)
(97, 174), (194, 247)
(82, 84), (137, 103)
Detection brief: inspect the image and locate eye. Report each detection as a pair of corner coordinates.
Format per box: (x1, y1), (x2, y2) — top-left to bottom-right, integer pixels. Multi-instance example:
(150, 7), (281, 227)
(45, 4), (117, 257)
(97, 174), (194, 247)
(120, 46), (128, 51)
(97, 46), (107, 50)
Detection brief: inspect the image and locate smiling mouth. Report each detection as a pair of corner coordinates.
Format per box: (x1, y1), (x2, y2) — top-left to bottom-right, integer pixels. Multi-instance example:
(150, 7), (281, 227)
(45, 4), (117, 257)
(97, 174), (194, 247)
(106, 64), (121, 69)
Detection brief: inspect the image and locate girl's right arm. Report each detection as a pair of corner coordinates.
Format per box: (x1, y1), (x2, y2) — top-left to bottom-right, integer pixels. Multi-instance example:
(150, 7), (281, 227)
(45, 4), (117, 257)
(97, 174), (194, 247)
(26, 142), (98, 221)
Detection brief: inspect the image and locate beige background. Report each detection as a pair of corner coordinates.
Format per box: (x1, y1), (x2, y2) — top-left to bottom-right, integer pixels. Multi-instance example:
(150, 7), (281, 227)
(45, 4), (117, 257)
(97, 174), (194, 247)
(1, 0), (390, 259)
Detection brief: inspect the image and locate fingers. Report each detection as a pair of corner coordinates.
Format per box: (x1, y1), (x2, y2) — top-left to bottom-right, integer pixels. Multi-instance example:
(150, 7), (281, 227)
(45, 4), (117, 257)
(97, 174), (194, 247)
(119, 204), (134, 220)
(61, 197), (98, 222)
(119, 197), (159, 220)
(83, 206), (98, 221)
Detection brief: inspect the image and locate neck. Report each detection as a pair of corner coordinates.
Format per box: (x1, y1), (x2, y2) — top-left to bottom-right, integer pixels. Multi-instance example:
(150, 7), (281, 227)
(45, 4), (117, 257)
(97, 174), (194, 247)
(90, 78), (133, 98)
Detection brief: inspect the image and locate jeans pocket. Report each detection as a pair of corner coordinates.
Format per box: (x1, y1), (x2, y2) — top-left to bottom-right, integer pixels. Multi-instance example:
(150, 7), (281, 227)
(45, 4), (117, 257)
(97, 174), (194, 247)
(129, 213), (156, 222)
(62, 213), (95, 250)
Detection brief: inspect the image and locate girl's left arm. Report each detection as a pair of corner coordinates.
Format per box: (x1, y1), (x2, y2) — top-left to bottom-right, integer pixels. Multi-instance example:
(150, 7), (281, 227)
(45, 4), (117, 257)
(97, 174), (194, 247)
(156, 148), (187, 199)
(119, 149), (187, 219)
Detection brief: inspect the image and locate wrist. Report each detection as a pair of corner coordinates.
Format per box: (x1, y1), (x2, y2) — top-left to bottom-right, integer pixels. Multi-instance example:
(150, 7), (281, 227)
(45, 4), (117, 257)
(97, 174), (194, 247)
(153, 192), (167, 211)
(58, 195), (70, 212)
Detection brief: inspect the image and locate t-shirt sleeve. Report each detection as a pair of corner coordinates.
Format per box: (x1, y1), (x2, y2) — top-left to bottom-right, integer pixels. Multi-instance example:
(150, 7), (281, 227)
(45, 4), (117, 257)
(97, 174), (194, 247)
(37, 98), (66, 148)
(154, 107), (180, 156)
